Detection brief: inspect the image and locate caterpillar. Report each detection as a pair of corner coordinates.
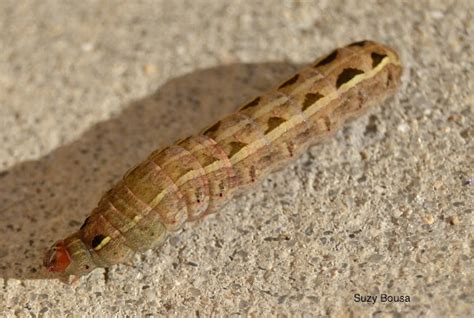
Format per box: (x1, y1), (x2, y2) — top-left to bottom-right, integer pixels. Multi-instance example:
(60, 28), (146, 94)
(44, 40), (402, 281)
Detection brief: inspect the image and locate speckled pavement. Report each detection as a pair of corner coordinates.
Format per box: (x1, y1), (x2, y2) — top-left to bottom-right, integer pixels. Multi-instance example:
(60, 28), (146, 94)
(0, 0), (472, 316)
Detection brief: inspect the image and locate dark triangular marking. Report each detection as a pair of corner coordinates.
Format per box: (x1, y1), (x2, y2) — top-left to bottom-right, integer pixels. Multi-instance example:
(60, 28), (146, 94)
(203, 121), (221, 135)
(348, 40), (368, 47)
(278, 74), (299, 89)
(336, 68), (364, 89)
(302, 93), (324, 111)
(371, 52), (387, 68)
(228, 141), (247, 157)
(80, 216), (90, 230)
(314, 50), (338, 67)
(91, 234), (107, 249)
(265, 117), (286, 134)
(202, 154), (219, 167)
(241, 96), (261, 110)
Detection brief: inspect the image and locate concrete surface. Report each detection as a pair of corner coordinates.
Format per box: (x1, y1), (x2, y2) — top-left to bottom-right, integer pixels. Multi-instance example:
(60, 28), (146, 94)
(0, 0), (472, 316)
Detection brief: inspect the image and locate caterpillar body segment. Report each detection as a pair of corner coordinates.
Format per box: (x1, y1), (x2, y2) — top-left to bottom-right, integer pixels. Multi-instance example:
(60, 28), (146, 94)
(44, 40), (402, 280)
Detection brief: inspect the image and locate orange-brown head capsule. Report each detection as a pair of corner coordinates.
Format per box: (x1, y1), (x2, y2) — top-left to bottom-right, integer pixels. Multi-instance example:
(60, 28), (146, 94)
(44, 233), (98, 281)
(43, 240), (71, 273)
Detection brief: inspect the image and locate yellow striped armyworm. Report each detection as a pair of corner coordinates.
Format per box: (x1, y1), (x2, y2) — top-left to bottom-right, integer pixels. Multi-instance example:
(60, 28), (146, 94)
(44, 40), (402, 282)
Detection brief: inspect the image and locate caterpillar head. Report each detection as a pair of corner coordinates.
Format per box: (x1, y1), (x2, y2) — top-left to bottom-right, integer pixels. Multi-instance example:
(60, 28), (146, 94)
(44, 233), (97, 282)
(43, 240), (71, 272)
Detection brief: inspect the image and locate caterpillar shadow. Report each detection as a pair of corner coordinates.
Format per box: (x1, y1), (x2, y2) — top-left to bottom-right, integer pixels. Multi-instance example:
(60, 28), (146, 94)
(0, 61), (300, 280)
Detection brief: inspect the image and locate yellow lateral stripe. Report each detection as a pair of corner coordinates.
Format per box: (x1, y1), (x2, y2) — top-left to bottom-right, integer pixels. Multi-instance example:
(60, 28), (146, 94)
(230, 56), (393, 164)
(93, 236), (111, 251)
(124, 56), (396, 214)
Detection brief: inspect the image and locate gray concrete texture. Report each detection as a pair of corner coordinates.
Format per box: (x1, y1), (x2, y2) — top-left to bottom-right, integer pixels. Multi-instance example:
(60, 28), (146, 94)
(0, 0), (472, 316)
